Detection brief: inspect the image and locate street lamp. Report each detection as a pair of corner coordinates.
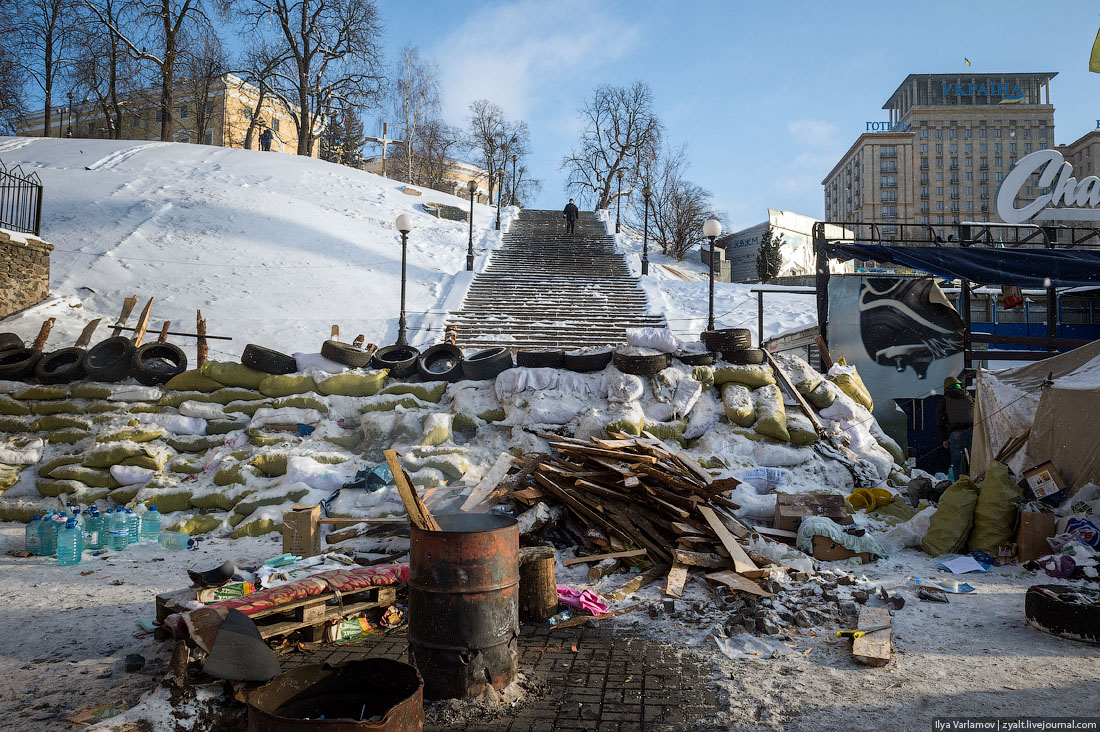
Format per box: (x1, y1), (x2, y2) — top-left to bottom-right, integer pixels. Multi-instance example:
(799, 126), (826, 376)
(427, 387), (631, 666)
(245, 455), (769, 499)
(703, 218), (723, 332)
(466, 179), (477, 271)
(395, 214), (414, 346)
(641, 184), (651, 276)
(495, 169), (505, 230)
(511, 154), (518, 206)
(615, 170), (623, 234)
(66, 92), (73, 137)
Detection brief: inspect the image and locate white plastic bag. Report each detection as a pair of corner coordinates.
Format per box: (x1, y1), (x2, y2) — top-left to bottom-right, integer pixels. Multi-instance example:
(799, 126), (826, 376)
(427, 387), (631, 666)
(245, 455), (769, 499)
(883, 505), (937, 548)
(625, 328), (682, 353)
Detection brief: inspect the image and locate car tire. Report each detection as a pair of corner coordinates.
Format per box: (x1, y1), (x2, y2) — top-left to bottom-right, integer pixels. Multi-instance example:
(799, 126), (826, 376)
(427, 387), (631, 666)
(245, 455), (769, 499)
(131, 342), (187, 386)
(418, 344), (464, 382)
(35, 347), (87, 385)
(613, 349), (670, 376)
(241, 344), (297, 375)
(0, 348), (41, 381)
(517, 349), (564, 369)
(84, 337), (136, 383)
(462, 347), (514, 381)
(320, 339), (374, 368)
(1025, 584), (1100, 644)
(562, 348), (612, 373)
(372, 345), (420, 378)
(0, 333), (23, 352)
(675, 351), (716, 366)
(702, 328), (752, 352)
(722, 348), (766, 365)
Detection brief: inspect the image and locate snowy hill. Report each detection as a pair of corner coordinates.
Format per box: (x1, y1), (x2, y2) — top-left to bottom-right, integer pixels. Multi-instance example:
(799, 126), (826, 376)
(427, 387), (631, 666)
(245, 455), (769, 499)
(0, 136), (501, 357)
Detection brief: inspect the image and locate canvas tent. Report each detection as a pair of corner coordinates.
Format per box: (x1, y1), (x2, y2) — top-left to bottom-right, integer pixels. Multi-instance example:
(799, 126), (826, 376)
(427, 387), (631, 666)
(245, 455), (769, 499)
(971, 338), (1100, 493)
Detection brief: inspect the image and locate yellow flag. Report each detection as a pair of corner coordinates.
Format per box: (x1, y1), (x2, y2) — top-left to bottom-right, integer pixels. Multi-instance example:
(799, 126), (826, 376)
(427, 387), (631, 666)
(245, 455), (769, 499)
(1091, 27), (1100, 73)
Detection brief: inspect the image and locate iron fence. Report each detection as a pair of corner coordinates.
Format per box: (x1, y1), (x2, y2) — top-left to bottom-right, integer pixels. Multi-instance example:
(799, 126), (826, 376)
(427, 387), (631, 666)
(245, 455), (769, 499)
(0, 159), (43, 236)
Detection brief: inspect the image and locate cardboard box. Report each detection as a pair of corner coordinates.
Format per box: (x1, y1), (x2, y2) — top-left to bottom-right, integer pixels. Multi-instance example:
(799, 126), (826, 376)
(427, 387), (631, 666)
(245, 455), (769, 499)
(775, 493), (853, 532)
(1016, 511), (1057, 562)
(1024, 462), (1067, 500)
(282, 504), (321, 558)
(810, 535), (871, 564)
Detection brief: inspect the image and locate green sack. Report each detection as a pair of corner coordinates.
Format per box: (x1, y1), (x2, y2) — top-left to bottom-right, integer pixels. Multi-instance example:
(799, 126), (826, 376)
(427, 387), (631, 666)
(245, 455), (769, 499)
(751, 384), (790, 442)
(97, 424), (166, 443)
(921, 476), (980, 557)
(713, 364), (775, 389)
(405, 453), (469, 480)
(605, 403), (646, 437)
(645, 419), (687, 446)
(786, 411), (819, 446)
(379, 380), (445, 403)
(213, 460), (262, 487)
(166, 513), (225, 536)
(190, 482), (258, 510)
(272, 394), (328, 413)
(35, 414), (93, 431)
(231, 514), (281, 538)
(168, 455), (204, 474)
(208, 387), (266, 405)
(319, 426), (361, 450)
(259, 374), (319, 398)
(49, 464), (120, 489)
(37, 478), (88, 498)
(70, 383), (115, 400)
(407, 467), (447, 489)
(16, 385), (68, 400)
(234, 486), (310, 517)
(828, 362), (874, 411)
(157, 390), (209, 408)
(0, 415), (36, 432)
(360, 394), (427, 412)
(249, 430), (294, 447)
(249, 453), (288, 477)
(164, 369), (223, 392)
(136, 480), (193, 513)
(85, 400), (125, 413)
(32, 399), (85, 415)
(691, 366), (715, 390)
(119, 445), (171, 471)
(801, 380), (836, 410)
(48, 428), (92, 444)
(420, 413), (453, 446)
(317, 370), (388, 398)
(40, 453), (84, 478)
(967, 461), (1023, 555)
(0, 465), (19, 494)
(721, 384), (756, 427)
(200, 360), (267, 389)
(165, 433), (225, 453)
(206, 418), (247, 435)
(223, 399), (271, 416)
(0, 395), (31, 416)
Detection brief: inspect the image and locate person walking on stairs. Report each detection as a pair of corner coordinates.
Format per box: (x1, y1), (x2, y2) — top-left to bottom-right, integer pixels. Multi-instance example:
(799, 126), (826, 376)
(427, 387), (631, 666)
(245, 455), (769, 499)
(936, 375), (974, 478)
(563, 199), (579, 234)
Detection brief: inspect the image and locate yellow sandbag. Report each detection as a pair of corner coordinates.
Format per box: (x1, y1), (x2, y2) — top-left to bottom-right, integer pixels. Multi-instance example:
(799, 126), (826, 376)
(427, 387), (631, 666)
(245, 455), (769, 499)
(721, 384), (755, 427)
(48, 428), (92, 444)
(119, 446), (171, 471)
(16, 385), (68, 400)
(405, 453), (469, 480)
(645, 419), (687, 446)
(317, 370), (388, 398)
(248, 453), (288, 477)
(32, 399), (84, 415)
(49, 464), (120, 489)
(167, 513), (224, 536)
(234, 486), (310, 517)
(223, 399), (271, 416)
(259, 374), (319, 398)
(35, 414), (93, 431)
(605, 403), (645, 437)
(0, 395), (31, 416)
(207, 418), (247, 435)
(967, 461), (1023, 555)
(379, 380), (445, 403)
(921, 477), (979, 557)
(848, 488), (875, 511)
(786, 412), (819, 446)
(168, 455), (204, 474)
(85, 400), (125, 413)
(273, 395), (328, 413)
(691, 366), (715, 389)
(40, 454), (84, 477)
(189, 482), (258, 510)
(208, 387), (266, 405)
(37, 478), (91, 498)
(70, 383), (115, 400)
(0, 416), (36, 432)
(231, 515), (281, 538)
(828, 358), (873, 411)
(420, 413), (453, 446)
(136, 481), (193, 513)
(213, 460), (262, 487)
(751, 384), (789, 442)
(164, 370), (223, 392)
(360, 394), (427, 412)
(200, 360), (266, 389)
(164, 433), (225, 453)
(714, 364), (776, 389)
(97, 424), (166, 443)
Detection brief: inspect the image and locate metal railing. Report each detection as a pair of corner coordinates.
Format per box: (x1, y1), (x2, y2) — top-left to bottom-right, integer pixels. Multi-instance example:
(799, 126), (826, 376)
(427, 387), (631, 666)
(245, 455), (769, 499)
(0, 160), (43, 236)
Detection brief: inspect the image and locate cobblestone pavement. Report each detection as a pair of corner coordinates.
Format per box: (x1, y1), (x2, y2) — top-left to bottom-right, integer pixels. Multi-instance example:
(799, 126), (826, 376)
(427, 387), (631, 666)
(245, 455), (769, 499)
(279, 621), (720, 732)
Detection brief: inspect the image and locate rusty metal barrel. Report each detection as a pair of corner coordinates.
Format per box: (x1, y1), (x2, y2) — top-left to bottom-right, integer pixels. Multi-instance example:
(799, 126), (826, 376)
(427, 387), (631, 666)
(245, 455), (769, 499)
(408, 513), (519, 699)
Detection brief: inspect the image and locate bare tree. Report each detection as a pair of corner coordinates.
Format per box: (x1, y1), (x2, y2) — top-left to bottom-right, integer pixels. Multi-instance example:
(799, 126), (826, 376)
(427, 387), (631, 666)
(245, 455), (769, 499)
(179, 33), (228, 144)
(71, 0), (138, 139)
(8, 0), (78, 137)
(0, 10), (27, 133)
(638, 144), (719, 261)
(415, 118), (459, 192)
(234, 0), (385, 156)
(511, 163), (542, 208)
(390, 45), (440, 186)
(466, 99), (506, 203)
(237, 41), (287, 150)
(561, 81), (662, 209)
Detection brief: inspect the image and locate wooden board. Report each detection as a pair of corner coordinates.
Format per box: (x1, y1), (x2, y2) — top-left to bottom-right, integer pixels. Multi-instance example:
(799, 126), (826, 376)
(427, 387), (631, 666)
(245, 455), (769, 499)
(131, 297), (154, 347)
(665, 561), (689, 598)
(851, 606), (893, 667)
(673, 549), (727, 569)
(384, 449), (440, 531)
(698, 506), (759, 575)
(110, 295), (138, 337)
(704, 570), (772, 598)
(461, 452), (515, 513)
(561, 549), (647, 567)
(606, 563), (670, 601)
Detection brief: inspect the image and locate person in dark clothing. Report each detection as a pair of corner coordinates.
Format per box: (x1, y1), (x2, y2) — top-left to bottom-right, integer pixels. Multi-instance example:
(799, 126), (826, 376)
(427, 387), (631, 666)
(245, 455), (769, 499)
(563, 199), (579, 234)
(259, 127), (274, 151)
(936, 375), (974, 478)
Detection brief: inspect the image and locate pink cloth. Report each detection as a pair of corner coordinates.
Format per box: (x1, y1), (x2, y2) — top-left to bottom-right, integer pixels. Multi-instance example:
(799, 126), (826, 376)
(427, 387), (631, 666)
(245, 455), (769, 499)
(557, 585), (608, 616)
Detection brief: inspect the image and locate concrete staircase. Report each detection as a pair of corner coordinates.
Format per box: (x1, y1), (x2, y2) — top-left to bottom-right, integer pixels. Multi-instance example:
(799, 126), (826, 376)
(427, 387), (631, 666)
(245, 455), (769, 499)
(447, 209), (666, 349)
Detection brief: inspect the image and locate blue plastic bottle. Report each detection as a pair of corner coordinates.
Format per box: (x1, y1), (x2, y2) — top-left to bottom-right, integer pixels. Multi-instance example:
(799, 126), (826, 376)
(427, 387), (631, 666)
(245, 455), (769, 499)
(139, 506), (161, 542)
(106, 509), (129, 552)
(38, 511), (60, 557)
(57, 519), (83, 566)
(24, 515), (43, 555)
(125, 508), (139, 544)
(85, 509), (103, 550)
(158, 531), (195, 551)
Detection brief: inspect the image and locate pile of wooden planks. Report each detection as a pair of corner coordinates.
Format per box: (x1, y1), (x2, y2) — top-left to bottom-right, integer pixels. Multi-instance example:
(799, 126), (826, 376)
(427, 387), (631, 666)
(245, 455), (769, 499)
(503, 431), (779, 599)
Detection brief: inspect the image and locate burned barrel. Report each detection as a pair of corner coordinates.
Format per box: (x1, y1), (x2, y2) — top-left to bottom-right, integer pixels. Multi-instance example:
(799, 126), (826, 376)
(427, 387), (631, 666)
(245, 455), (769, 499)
(409, 513), (519, 699)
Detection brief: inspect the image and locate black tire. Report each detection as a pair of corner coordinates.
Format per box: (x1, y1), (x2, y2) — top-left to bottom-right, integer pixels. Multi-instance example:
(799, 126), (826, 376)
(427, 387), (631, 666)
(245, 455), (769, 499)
(675, 351), (716, 366)
(418, 344), (464, 382)
(1025, 584), (1100, 644)
(241, 343), (297, 375)
(35, 347), (87, 385)
(372, 344), (420, 378)
(131, 342), (187, 386)
(320, 339), (374, 368)
(722, 348), (765, 365)
(462, 347), (514, 381)
(702, 328), (752, 352)
(562, 348), (612, 373)
(517, 349), (564, 369)
(0, 348), (41, 380)
(84, 337), (136, 383)
(0, 333), (23, 352)
(612, 349), (670, 376)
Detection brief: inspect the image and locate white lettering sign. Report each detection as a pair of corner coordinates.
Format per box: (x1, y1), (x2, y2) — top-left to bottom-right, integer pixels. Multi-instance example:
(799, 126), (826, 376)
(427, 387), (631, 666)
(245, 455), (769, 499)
(995, 150), (1100, 223)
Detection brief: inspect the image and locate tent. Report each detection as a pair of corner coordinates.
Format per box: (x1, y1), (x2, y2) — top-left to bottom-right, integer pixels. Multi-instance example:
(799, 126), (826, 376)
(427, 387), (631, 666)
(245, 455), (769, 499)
(972, 338), (1100, 493)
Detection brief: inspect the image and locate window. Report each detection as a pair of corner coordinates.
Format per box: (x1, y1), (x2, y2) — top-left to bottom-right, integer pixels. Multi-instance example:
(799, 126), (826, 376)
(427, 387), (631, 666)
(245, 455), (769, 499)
(180, 104), (188, 119)
(936, 201), (944, 210)
(881, 175), (896, 186)
(936, 158), (943, 168)
(994, 128), (1001, 138)
(1009, 142), (1017, 153)
(979, 128), (987, 138)
(204, 131), (214, 145)
(950, 157), (958, 168)
(964, 128), (972, 139)
(920, 143), (928, 153)
(921, 186), (928, 196)
(995, 172), (1004, 182)
(920, 157), (928, 169)
(1010, 156), (1017, 166)
(965, 158), (972, 167)
(205, 101), (214, 115)
(965, 143), (972, 154)
(995, 157), (1002, 166)
(920, 129), (929, 138)
(155, 109), (163, 123)
(936, 143), (943, 153)
(1039, 127), (1047, 138)
(272, 118), (280, 132)
(936, 186), (944, 195)
(1025, 143), (1032, 153)
(951, 186), (959, 196)
(966, 172), (973, 182)
(1039, 142), (1047, 150)
(950, 143), (958, 153)
(981, 186), (989, 196)
(966, 186), (973, 195)
(1023, 128), (1031, 138)
(921, 215), (930, 224)
(1025, 186), (1032, 195)
(936, 215), (944, 224)
(921, 172), (929, 184)
(994, 142), (1002, 153)
(966, 201), (973, 211)
(935, 129), (942, 138)
(936, 172), (943, 182)
(950, 128), (957, 138)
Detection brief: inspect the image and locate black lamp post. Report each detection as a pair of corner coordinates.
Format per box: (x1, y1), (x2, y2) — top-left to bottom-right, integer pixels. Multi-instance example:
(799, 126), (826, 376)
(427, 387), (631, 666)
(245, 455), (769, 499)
(66, 92), (73, 137)
(466, 179), (477, 271)
(703, 218), (723, 331)
(495, 169), (504, 230)
(395, 214), (414, 346)
(641, 184), (651, 276)
(511, 154), (518, 206)
(615, 170), (623, 233)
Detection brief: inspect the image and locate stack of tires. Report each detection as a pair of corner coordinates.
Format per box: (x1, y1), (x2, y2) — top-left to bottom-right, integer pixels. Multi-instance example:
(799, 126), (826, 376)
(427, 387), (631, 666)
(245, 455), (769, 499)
(0, 331), (189, 386)
(701, 328), (764, 365)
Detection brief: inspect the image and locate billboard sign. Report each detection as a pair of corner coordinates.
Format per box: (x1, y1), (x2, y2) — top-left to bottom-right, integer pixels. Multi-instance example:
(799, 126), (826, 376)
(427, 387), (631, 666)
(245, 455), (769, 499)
(996, 149), (1100, 223)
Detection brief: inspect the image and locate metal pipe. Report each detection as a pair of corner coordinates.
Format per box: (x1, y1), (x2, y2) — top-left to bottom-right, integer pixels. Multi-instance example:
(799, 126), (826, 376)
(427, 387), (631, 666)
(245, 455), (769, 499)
(397, 230), (409, 346)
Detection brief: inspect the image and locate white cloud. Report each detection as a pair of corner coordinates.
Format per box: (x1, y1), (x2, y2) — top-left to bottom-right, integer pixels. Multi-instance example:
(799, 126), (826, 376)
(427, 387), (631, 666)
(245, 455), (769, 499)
(787, 118), (840, 148)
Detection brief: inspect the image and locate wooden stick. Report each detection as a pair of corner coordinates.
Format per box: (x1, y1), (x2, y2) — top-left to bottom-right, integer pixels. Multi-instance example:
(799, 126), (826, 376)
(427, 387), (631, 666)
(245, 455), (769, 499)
(110, 322), (231, 340)
(815, 336), (834, 370)
(31, 318), (55, 351)
(384, 449), (440, 531)
(665, 561), (689, 598)
(549, 602), (643, 629)
(110, 295), (138, 337)
(852, 606), (893, 667)
(698, 506), (759, 576)
(606, 564), (669, 601)
(131, 297), (154, 346)
(351, 334), (365, 348)
(460, 452), (514, 513)
(587, 558), (620, 582)
(705, 570), (772, 598)
(330, 324), (339, 339)
(764, 349), (826, 436)
(561, 548), (647, 567)
(673, 549), (727, 569)
(157, 321), (171, 343)
(196, 311), (208, 367)
(74, 318), (102, 348)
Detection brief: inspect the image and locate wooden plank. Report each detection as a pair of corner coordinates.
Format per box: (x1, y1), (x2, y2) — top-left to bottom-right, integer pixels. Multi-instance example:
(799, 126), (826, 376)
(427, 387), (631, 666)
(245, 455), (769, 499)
(551, 443), (660, 463)
(815, 336), (834, 370)
(549, 602), (644, 629)
(31, 318), (55, 351)
(754, 526), (799, 544)
(851, 606), (893, 667)
(698, 505), (759, 575)
(384, 449), (439, 531)
(533, 473), (629, 545)
(592, 438), (638, 449)
(460, 452), (514, 513)
(157, 321), (171, 343)
(704, 570), (772, 598)
(131, 297), (154, 346)
(671, 521), (704, 535)
(562, 549), (647, 567)
(573, 478), (634, 502)
(763, 349), (826, 435)
(587, 558), (620, 581)
(673, 549), (727, 569)
(606, 563), (670, 601)
(110, 295), (138, 337)
(665, 561), (689, 598)
(74, 318), (102, 348)
(195, 310), (208, 367)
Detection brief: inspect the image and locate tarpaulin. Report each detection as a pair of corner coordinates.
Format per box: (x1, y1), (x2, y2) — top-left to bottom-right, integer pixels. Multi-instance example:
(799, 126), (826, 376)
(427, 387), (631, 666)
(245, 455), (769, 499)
(826, 244), (1100, 287)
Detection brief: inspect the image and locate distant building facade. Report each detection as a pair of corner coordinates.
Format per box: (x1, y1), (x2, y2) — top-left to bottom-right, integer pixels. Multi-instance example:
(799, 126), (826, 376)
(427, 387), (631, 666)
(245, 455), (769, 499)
(716, 210), (853, 282)
(15, 73), (319, 157)
(1057, 129), (1100, 177)
(361, 156), (493, 204)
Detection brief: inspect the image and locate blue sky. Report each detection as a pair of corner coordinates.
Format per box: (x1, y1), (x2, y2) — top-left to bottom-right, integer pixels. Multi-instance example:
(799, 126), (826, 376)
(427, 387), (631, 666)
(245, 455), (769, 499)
(375, 0), (1100, 232)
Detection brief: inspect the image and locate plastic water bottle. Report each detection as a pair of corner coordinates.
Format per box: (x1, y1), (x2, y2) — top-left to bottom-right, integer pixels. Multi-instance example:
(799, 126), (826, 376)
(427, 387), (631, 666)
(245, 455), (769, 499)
(125, 508), (139, 544)
(547, 610), (573, 626)
(140, 506), (161, 543)
(85, 509), (103, 550)
(57, 519), (83, 566)
(38, 512), (60, 557)
(106, 509), (129, 552)
(157, 531), (195, 551)
(72, 506), (86, 531)
(24, 515), (43, 555)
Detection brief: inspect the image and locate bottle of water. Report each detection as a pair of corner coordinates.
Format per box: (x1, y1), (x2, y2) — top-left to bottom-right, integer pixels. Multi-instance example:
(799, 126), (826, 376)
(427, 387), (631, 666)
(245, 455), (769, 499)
(57, 519), (83, 566)
(140, 506), (161, 542)
(124, 508), (139, 544)
(106, 509), (129, 552)
(547, 609), (572, 626)
(38, 511), (60, 557)
(85, 509), (103, 550)
(158, 530), (195, 551)
(72, 505), (86, 531)
(24, 515), (43, 555)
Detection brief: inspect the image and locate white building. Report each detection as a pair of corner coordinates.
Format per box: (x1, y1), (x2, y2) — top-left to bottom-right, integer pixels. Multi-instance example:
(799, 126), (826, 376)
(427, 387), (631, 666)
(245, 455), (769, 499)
(717, 209), (853, 282)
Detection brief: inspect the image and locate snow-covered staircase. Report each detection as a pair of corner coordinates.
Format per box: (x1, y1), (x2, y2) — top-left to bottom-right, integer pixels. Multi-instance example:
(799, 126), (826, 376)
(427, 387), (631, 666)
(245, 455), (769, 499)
(446, 209), (666, 349)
